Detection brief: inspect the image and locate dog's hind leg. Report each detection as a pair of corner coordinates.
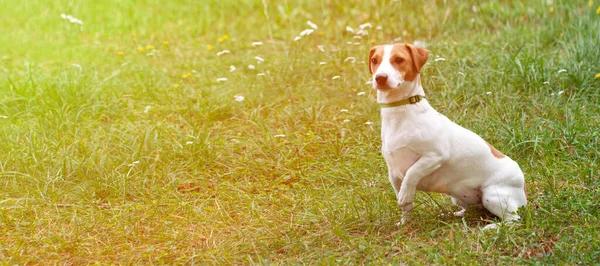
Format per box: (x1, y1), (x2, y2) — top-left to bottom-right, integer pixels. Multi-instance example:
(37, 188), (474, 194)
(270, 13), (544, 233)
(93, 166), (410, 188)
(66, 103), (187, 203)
(450, 196), (467, 217)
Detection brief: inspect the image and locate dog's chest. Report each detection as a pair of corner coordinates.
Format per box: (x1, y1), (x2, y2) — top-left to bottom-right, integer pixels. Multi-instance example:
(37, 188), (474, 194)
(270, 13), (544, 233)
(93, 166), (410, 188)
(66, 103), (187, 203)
(381, 124), (421, 178)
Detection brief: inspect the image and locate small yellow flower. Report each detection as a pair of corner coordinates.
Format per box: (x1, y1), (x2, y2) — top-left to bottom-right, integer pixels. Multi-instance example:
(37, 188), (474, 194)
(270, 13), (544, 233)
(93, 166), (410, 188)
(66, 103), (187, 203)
(550, 7), (554, 13)
(137, 46), (144, 52)
(117, 51), (124, 56)
(183, 72), (191, 79)
(589, 1), (593, 7)
(218, 35), (229, 42)
(318, 31), (324, 36)
(162, 41), (169, 46)
(371, 39), (376, 44)
(173, 84), (180, 88)
(146, 45), (155, 50)
(207, 44), (213, 51)
(597, 6), (600, 14)
(595, 73), (600, 79)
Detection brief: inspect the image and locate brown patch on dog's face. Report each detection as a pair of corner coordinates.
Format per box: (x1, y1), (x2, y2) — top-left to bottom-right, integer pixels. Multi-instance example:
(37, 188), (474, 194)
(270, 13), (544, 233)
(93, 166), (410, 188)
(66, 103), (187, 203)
(368, 45), (384, 74)
(484, 140), (506, 159)
(390, 43), (430, 81)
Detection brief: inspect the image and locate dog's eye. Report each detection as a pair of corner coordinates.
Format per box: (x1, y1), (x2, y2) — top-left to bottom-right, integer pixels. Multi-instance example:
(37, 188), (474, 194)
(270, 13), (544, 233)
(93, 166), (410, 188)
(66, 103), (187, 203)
(395, 57), (404, 64)
(371, 58), (378, 64)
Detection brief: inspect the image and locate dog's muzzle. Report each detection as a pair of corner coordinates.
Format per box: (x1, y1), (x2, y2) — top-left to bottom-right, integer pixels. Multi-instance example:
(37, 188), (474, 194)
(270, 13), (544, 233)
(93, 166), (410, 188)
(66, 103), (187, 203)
(375, 74), (388, 86)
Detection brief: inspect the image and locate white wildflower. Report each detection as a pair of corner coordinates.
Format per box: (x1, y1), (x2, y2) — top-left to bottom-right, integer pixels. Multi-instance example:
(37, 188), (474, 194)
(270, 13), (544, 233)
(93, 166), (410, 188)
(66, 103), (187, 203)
(376, 25), (383, 31)
(234, 95), (245, 102)
(434, 58), (446, 62)
(251, 41), (263, 46)
(364, 121), (373, 125)
(332, 76), (340, 80)
(143, 105), (151, 113)
(217, 78), (228, 82)
(340, 109), (349, 113)
(248, 65), (255, 70)
(543, 81), (550, 85)
(294, 36), (301, 41)
(0, 115), (8, 119)
(61, 13), (83, 25)
(345, 26), (354, 33)
(346, 41), (353, 45)
(274, 134), (286, 138)
(413, 40), (429, 48)
(353, 36), (362, 39)
(343, 119), (350, 123)
(317, 45), (325, 52)
(216, 50), (230, 56)
(357, 92), (366, 96)
(299, 29), (314, 37)
(359, 23), (372, 30)
(255, 56), (265, 62)
(319, 62), (326, 65)
(356, 29), (368, 36)
(307, 20), (318, 30)
(486, 91), (492, 95)
(558, 90), (564, 95)
(186, 141), (194, 145)
(558, 69), (567, 74)
(257, 73), (265, 76)
(229, 65), (236, 72)
(343, 57), (356, 63)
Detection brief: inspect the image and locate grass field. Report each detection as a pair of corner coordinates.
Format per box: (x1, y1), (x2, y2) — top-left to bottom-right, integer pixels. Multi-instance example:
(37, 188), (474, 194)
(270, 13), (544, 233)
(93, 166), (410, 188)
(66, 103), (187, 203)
(1, 0), (599, 264)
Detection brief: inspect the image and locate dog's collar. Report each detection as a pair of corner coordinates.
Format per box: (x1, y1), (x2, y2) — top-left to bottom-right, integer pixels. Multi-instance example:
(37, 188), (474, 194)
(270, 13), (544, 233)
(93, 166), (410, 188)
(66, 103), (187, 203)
(378, 95), (426, 108)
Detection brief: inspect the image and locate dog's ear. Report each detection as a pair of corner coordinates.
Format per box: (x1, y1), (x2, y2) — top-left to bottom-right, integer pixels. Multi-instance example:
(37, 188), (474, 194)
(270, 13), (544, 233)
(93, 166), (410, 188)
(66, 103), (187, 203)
(405, 43), (429, 73)
(368, 46), (378, 74)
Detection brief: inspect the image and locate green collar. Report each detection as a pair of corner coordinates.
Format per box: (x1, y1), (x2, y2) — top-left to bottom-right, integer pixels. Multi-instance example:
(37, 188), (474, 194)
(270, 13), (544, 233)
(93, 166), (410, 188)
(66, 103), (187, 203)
(378, 95), (426, 108)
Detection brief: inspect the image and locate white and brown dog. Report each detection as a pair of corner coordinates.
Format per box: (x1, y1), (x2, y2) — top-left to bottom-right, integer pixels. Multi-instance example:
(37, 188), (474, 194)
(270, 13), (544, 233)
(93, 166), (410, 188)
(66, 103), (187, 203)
(369, 43), (527, 229)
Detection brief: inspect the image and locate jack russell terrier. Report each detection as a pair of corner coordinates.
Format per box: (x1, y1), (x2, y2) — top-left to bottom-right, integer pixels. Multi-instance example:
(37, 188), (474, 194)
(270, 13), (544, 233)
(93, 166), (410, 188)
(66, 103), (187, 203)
(369, 43), (527, 229)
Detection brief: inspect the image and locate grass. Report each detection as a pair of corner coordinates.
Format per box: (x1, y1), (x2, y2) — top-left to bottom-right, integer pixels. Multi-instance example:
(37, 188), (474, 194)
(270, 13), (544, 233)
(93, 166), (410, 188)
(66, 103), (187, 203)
(1, 0), (599, 264)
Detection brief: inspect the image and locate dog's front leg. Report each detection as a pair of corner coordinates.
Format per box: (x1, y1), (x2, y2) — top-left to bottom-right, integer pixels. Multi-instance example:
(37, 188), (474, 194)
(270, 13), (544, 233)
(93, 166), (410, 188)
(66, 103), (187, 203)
(397, 154), (443, 225)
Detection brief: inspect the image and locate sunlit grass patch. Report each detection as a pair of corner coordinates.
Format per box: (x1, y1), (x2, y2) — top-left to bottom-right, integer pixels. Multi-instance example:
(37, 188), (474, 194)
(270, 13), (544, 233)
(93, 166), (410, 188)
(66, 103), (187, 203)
(0, 0), (599, 264)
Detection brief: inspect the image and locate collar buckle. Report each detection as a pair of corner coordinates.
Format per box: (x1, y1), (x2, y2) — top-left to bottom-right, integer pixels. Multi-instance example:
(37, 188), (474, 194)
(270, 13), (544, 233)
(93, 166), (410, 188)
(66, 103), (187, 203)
(409, 95), (421, 104)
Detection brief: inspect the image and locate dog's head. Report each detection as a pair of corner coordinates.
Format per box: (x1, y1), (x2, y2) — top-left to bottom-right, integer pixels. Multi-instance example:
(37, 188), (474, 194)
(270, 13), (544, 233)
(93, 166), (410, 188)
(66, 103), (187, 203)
(368, 43), (429, 90)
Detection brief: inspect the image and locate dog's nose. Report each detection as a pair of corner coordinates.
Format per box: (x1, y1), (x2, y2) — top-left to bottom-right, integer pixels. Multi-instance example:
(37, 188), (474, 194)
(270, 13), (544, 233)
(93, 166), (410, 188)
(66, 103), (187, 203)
(375, 74), (388, 85)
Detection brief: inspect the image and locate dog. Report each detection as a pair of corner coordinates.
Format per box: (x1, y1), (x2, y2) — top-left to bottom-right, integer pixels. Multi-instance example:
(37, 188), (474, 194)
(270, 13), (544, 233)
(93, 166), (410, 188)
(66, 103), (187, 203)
(368, 43), (527, 229)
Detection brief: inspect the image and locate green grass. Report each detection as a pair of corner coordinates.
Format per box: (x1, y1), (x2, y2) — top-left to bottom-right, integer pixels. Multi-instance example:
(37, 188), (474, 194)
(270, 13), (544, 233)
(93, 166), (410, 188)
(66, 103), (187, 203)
(1, 0), (599, 264)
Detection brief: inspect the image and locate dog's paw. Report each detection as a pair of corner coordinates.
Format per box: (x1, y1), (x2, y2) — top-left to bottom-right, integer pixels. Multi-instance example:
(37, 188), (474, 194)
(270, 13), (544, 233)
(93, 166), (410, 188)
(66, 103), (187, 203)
(453, 209), (466, 217)
(395, 216), (411, 227)
(482, 223), (500, 231)
(397, 191), (415, 209)
(483, 220), (517, 231)
(401, 215), (411, 225)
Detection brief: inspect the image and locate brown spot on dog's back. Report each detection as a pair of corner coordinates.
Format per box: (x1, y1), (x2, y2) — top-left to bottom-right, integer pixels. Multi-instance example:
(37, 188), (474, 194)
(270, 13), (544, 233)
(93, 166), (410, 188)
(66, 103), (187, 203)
(484, 140), (505, 159)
